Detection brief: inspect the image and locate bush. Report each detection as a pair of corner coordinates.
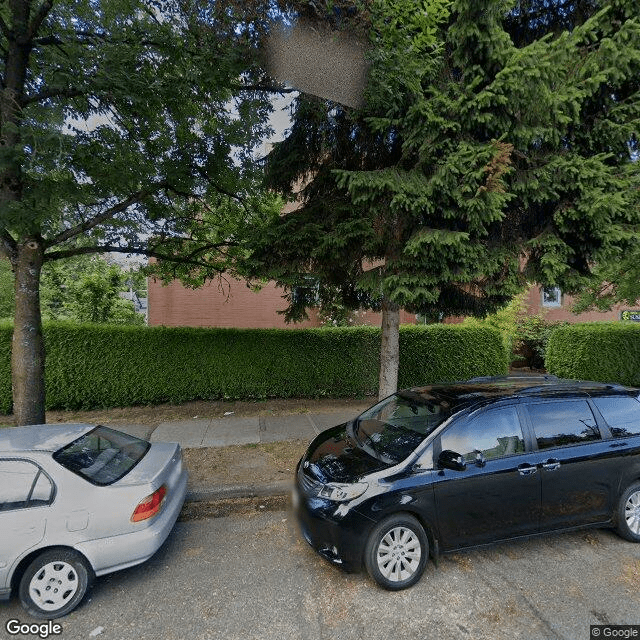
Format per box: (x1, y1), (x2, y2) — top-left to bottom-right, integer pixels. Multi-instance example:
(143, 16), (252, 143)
(0, 323), (508, 412)
(462, 292), (528, 359)
(545, 322), (640, 386)
(513, 315), (567, 369)
(399, 324), (508, 388)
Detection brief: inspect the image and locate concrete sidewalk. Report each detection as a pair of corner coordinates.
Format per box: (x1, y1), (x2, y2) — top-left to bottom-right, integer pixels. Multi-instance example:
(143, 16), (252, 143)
(148, 410), (361, 449)
(127, 409), (364, 503)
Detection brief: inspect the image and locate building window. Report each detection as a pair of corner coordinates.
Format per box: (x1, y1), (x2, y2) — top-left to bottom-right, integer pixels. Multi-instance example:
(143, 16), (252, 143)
(541, 286), (562, 308)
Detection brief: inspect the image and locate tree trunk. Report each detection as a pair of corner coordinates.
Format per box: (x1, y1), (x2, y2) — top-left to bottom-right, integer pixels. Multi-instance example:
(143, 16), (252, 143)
(12, 238), (46, 425)
(378, 298), (400, 401)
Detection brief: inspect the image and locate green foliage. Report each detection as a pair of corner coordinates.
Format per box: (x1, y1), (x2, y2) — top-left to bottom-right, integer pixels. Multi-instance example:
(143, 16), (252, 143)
(398, 324), (508, 389)
(0, 260), (14, 320)
(545, 323), (640, 386)
(513, 315), (568, 369)
(1, 0), (288, 421)
(572, 244), (640, 314)
(0, 323), (506, 412)
(252, 0), (640, 321)
(41, 255), (143, 325)
(0, 323), (11, 413)
(462, 292), (528, 356)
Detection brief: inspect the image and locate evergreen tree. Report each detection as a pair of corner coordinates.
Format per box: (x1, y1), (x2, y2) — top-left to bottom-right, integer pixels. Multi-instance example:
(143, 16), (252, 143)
(249, 0), (640, 398)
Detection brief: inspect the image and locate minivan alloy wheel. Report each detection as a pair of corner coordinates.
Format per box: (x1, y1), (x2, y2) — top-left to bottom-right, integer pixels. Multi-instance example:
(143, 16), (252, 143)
(624, 490), (640, 535)
(616, 483), (640, 543)
(376, 526), (422, 582)
(364, 513), (429, 590)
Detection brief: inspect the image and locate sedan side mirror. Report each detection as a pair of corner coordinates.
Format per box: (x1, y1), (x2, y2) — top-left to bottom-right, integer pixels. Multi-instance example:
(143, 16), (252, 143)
(438, 450), (467, 472)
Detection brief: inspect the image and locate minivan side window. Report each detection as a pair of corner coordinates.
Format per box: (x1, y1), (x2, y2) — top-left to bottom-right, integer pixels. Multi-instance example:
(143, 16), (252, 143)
(592, 396), (640, 438)
(440, 406), (525, 463)
(528, 400), (600, 450)
(0, 459), (54, 511)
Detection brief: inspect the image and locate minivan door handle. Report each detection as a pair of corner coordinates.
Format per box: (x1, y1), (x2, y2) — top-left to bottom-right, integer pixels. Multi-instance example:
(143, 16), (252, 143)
(541, 458), (561, 471)
(518, 463), (537, 477)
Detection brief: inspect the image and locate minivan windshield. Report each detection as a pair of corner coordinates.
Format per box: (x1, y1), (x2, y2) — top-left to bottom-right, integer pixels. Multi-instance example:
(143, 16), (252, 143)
(53, 426), (150, 486)
(354, 391), (451, 464)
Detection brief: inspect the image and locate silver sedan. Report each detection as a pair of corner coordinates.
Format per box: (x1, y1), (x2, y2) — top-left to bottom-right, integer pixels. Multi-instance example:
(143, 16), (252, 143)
(0, 424), (188, 619)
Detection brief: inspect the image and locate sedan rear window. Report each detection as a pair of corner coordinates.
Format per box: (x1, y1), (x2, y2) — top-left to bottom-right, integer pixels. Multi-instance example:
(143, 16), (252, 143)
(53, 426), (150, 486)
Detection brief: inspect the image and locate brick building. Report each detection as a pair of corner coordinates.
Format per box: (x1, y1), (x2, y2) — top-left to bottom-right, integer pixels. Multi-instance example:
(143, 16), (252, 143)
(147, 276), (639, 329)
(147, 275), (417, 328)
(523, 285), (636, 323)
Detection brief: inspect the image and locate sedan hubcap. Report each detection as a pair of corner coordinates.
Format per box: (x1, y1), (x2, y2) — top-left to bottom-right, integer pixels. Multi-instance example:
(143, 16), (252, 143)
(625, 491), (640, 535)
(377, 526), (421, 582)
(29, 561), (79, 612)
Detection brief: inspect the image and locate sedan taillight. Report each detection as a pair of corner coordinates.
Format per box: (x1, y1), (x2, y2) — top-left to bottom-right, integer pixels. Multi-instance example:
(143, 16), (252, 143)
(131, 485), (167, 522)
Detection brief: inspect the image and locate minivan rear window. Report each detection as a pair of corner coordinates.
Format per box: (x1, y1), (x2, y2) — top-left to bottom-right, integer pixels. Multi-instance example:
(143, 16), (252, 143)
(53, 426), (150, 486)
(593, 396), (640, 437)
(527, 400), (600, 450)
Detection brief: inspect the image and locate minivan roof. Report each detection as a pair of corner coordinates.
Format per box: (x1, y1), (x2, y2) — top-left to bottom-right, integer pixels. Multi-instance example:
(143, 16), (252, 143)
(408, 376), (638, 413)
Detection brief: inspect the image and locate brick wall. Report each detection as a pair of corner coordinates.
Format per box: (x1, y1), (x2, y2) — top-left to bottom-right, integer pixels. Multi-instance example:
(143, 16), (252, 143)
(147, 275), (418, 329)
(524, 286), (628, 323)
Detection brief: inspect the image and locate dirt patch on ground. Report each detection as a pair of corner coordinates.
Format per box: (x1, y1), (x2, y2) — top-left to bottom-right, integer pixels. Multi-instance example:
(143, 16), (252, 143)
(33, 396), (372, 429)
(179, 494), (290, 521)
(183, 440), (308, 488)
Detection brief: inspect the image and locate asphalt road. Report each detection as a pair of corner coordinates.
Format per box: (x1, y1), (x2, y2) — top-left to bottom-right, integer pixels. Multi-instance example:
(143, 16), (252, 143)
(2, 500), (640, 640)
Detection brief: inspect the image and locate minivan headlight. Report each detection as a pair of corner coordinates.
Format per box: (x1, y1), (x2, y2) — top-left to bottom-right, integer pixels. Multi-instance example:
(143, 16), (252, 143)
(318, 482), (368, 502)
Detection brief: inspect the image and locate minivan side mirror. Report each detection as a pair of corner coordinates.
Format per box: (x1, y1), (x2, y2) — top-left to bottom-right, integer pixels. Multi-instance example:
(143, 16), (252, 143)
(438, 450), (467, 472)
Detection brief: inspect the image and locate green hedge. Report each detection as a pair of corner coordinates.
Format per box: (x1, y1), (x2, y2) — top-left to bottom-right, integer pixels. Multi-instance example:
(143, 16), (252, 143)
(545, 322), (640, 387)
(0, 322), (508, 412)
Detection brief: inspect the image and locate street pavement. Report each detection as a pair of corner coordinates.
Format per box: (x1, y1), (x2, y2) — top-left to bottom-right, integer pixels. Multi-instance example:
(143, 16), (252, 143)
(2, 509), (639, 640)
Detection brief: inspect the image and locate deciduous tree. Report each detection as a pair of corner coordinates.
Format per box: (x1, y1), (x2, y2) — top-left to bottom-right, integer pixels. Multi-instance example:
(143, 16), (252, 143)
(0, 0), (283, 423)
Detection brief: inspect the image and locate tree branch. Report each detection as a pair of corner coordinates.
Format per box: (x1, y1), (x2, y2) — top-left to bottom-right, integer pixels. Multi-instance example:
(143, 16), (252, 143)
(193, 167), (246, 205)
(0, 229), (17, 262)
(45, 188), (162, 248)
(27, 0), (54, 40)
(232, 82), (298, 94)
(21, 86), (85, 106)
(0, 15), (10, 39)
(32, 35), (63, 46)
(44, 243), (234, 270)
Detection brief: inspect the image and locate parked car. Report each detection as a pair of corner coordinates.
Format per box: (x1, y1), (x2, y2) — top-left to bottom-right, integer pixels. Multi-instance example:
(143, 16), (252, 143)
(0, 424), (188, 619)
(293, 376), (640, 590)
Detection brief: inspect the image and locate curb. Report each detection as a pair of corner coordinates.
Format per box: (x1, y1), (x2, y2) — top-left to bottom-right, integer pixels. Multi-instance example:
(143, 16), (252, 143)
(185, 480), (293, 503)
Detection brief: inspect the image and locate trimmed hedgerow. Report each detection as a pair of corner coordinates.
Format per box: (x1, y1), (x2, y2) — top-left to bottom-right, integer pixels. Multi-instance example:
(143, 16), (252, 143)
(0, 322), (12, 414)
(398, 324), (508, 388)
(0, 322), (508, 412)
(545, 322), (640, 387)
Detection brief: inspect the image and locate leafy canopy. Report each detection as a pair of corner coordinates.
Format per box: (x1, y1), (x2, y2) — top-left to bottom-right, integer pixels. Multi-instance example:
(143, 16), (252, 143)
(249, 0), (640, 321)
(0, 0), (284, 277)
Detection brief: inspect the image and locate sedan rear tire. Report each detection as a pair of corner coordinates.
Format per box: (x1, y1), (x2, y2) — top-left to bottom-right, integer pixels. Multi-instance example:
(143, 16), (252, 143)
(364, 513), (428, 590)
(19, 549), (93, 619)
(617, 483), (640, 542)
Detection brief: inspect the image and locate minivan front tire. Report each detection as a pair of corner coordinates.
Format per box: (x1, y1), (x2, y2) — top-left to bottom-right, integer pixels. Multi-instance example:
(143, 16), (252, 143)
(364, 513), (429, 590)
(617, 483), (640, 542)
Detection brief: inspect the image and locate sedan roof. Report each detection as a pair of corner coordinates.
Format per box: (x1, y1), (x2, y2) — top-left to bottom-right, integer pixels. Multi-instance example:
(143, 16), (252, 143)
(0, 423), (95, 454)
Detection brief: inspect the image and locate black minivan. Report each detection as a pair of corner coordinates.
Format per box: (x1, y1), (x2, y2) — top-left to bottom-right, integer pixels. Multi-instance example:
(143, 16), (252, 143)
(293, 376), (640, 590)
